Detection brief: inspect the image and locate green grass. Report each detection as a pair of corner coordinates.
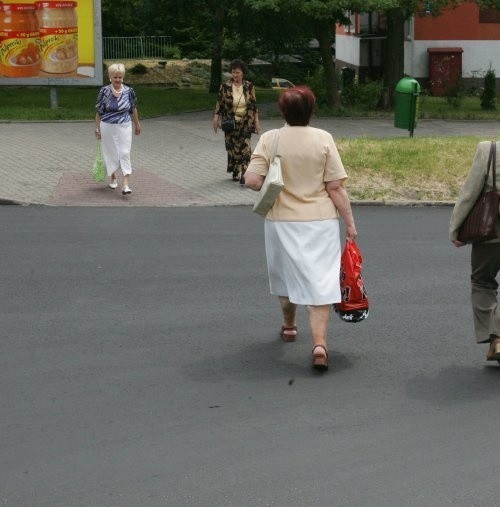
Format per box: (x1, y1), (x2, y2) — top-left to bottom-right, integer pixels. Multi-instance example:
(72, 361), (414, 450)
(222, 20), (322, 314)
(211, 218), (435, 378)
(0, 85), (279, 121)
(418, 95), (500, 120)
(337, 136), (481, 201)
(0, 85), (497, 121)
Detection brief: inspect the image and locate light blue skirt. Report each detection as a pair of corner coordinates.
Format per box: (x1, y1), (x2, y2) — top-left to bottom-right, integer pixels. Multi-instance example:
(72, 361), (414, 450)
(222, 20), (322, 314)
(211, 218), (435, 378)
(264, 219), (342, 305)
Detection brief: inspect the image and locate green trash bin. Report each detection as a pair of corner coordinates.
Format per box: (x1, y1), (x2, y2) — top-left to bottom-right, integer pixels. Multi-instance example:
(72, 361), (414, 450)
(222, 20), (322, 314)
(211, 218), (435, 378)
(394, 77), (420, 136)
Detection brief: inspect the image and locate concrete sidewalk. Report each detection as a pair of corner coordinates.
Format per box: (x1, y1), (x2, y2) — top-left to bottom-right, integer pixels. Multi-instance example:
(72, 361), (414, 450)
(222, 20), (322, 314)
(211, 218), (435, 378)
(1, 111), (498, 206)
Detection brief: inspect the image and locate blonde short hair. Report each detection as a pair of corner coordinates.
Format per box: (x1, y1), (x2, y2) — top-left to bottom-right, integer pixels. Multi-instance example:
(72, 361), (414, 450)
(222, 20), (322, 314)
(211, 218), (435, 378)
(108, 63), (125, 77)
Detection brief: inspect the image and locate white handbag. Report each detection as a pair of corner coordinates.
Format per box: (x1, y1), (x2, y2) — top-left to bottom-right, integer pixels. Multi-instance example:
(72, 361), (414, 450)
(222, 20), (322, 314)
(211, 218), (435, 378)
(252, 129), (284, 217)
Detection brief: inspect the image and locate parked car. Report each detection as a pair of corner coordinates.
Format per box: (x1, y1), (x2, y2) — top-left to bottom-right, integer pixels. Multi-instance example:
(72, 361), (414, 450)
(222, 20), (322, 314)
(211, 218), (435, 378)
(271, 77), (295, 90)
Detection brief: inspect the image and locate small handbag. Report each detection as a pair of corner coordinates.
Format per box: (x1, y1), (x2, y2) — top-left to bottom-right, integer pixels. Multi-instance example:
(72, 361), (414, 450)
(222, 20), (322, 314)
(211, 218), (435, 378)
(252, 129), (284, 217)
(457, 141), (499, 243)
(92, 141), (106, 182)
(221, 119), (236, 133)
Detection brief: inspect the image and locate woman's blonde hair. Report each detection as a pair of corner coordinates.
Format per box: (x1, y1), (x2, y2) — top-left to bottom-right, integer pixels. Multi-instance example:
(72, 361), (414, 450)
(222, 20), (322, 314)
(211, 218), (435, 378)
(108, 63), (125, 77)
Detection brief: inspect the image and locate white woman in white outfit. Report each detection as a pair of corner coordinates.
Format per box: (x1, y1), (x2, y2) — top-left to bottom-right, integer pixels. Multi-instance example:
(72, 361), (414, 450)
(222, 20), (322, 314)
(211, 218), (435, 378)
(245, 86), (357, 371)
(95, 63), (141, 195)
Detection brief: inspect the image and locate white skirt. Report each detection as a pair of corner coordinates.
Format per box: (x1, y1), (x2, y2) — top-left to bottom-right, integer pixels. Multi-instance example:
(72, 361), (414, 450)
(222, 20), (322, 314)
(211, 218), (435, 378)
(100, 121), (133, 176)
(264, 219), (342, 305)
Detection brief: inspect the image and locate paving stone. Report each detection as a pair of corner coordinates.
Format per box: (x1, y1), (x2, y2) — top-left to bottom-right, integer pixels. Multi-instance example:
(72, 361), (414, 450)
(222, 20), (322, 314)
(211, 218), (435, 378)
(1, 112), (499, 207)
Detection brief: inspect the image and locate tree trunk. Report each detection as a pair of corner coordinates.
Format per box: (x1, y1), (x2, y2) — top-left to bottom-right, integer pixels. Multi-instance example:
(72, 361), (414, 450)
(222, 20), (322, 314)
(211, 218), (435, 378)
(209, 4), (224, 93)
(384, 8), (406, 101)
(316, 24), (339, 109)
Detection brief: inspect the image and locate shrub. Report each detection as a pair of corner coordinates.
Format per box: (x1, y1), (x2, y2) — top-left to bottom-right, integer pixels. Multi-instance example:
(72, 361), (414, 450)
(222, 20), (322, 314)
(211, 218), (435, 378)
(305, 66), (328, 107)
(341, 80), (384, 110)
(480, 68), (496, 110)
(164, 46), (182, 59)
(129, 63), (148, 75)
(444, 76), (464, 109)
(252, 75), (270, 88)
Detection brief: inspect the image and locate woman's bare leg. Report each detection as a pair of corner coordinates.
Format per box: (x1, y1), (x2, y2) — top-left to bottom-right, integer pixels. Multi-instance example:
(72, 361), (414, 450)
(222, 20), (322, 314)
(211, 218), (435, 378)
(307, 304), (330, 357)
(279, 296), (298, 340)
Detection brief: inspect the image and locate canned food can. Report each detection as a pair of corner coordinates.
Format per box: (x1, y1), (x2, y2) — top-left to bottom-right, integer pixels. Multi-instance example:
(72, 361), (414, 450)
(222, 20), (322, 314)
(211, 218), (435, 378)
(0, 3), (41, 78)
(35, 1), (78, 74)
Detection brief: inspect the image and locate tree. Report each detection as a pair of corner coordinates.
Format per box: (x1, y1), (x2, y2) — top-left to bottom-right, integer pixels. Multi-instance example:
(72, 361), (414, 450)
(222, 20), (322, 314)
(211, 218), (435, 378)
(100, 0), (500, 101)
(481, 67), (496, 110)
(365, 1), (500, 98)
(245, 1), (354, 108)
(208, 1), (225, 92)
(246, 1), (500, 105)
(101, 0), (174, 36)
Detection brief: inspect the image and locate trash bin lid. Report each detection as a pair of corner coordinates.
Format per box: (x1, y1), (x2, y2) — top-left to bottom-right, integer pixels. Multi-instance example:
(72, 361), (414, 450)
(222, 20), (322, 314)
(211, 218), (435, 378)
(395, 77), (421, 93)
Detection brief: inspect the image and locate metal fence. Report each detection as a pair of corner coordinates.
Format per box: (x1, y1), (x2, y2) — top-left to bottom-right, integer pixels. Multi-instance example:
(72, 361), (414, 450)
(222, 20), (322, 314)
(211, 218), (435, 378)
(103, 36), (173, 60)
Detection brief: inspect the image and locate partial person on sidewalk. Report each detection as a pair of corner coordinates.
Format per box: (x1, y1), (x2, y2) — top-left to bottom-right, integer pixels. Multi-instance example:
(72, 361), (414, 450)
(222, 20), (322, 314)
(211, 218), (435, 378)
(95, 63), (141, 196)
(212, 59), (260, 184)
(244, 86), (357, 371)
(450, 140), (500, 363)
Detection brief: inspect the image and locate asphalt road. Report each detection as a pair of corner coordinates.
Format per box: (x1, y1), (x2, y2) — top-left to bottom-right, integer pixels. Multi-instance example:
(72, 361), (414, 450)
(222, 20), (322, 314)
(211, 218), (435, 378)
(1, 205), (499, 507)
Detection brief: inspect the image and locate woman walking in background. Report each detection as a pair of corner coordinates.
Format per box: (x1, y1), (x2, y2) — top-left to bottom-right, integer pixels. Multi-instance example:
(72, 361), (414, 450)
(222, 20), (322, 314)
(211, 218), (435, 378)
(212, 59), (260, 184)
(244, 86), (357, 371)
(95, 63), (141, 195)
(450, 141), (500, 362)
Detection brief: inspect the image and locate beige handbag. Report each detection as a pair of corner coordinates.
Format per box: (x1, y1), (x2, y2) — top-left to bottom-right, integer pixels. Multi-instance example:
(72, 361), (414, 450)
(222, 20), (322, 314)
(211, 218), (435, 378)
(252, 129), (284, 217)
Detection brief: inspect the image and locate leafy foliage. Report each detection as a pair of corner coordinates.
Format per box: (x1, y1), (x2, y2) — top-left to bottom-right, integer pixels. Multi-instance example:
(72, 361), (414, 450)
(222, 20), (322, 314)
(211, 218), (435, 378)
(341, 80), (385, 110)
(100, 0), (500, 103)
(480, 68), (496, 110)
(444, 76), (465, 109)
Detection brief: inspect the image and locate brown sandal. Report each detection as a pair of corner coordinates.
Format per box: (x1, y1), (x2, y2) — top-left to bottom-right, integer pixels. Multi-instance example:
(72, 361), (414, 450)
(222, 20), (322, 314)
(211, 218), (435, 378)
(486, 337), (500, 361)
(280, 325), (297, 342)
(312, 345), (329, 371)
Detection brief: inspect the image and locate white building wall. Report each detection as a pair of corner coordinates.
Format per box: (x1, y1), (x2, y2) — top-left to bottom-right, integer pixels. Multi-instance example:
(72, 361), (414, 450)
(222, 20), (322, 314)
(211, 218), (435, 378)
(406, 40), (500, 79)
(335, 34), (360, 66)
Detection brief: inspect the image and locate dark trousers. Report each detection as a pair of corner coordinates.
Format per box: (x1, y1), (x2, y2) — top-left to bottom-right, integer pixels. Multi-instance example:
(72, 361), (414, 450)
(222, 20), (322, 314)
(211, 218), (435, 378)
(470, 242), (500, 343)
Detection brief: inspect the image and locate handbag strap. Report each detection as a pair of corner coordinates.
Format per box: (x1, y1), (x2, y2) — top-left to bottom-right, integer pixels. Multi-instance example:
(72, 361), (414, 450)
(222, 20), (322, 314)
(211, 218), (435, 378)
(271, 128), (280, 160)
(492, 141), (497, 191)
(230, 89), (244, 118)
(483, 141), (497, 193)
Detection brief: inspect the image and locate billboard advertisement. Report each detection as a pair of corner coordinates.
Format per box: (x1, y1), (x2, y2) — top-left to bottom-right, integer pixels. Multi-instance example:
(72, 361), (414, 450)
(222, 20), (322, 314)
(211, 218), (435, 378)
(0, 0), (102, 85)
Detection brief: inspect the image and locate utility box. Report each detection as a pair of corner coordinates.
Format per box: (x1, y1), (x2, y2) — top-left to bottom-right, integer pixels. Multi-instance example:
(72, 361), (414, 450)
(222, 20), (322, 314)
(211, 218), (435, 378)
(394, 77), (420, 137)
(427, 47), (463, 96)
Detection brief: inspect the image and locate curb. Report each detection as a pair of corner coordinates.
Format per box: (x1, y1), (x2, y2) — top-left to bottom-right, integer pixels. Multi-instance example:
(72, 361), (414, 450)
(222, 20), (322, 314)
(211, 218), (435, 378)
(0, 198), (455, 207)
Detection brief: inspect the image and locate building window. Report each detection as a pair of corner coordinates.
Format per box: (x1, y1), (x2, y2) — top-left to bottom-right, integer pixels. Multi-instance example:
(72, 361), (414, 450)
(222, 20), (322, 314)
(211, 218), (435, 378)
(343, 10), (356, 33)
(479, 8), (500, 23)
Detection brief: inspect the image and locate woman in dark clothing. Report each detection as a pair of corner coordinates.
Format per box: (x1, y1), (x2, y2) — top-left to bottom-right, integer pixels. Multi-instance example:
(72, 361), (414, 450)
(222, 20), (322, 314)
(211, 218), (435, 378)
(212, 59), (261, 184)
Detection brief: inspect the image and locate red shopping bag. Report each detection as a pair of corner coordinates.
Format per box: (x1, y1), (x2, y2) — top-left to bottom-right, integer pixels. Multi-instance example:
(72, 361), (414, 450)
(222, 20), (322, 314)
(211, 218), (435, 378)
(334, 240), (369, 323)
